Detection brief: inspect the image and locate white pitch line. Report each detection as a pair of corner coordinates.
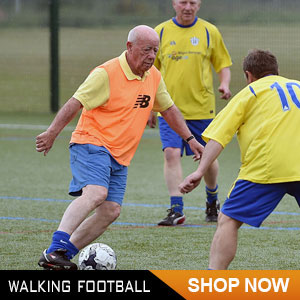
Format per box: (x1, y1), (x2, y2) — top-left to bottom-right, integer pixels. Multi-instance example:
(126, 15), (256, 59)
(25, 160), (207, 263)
(0, 123), (74, 131)
(0, 123), (160, 136)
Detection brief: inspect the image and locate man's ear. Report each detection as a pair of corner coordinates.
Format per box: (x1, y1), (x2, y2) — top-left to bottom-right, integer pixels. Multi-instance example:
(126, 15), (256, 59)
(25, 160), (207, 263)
(245, 71), (256, 84)
(126, 41), (132, 53)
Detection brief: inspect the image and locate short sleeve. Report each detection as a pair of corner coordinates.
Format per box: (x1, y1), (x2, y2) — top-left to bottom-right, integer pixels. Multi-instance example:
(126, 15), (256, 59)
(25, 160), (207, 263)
(73, 68), (110, 111)
(210, 27), (232, 73)
(152, 77), (174, 112)
(202, 88), (250, 147)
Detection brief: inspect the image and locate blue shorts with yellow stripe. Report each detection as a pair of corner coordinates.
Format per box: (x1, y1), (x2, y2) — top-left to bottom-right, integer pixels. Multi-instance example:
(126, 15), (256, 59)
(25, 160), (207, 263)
(221, 180), (300, 227)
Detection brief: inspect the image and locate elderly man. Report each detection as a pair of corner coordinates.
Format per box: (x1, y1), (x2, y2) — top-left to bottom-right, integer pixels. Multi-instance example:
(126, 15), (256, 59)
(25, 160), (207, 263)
(36, 25), (203, 270)
(152, 0), (232, 225)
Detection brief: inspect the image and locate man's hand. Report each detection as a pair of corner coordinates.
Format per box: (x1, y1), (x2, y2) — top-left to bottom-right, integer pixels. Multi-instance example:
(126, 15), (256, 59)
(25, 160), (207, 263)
(179, 140), (224, 193)
(188, 138), (204, 161)
(179, 171), (203, 194)
(35, 97), (82, 157)
(147, 111), (157, 128)
(218, 83), (231, 100)
(36, 130), (56, 156)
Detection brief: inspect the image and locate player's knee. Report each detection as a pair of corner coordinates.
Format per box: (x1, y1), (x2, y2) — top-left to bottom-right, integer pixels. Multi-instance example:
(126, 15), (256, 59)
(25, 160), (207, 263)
(109, 203), (121, 221)
(83, 185), (108, 209)
(218, 212), (242, 229)
(102, 202), (121, 223)
(164, 147), (181, 164)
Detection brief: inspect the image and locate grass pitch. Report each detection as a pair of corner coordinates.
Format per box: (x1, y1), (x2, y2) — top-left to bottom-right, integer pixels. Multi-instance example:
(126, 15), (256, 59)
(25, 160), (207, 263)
(1, 25), (299, 113)
(1, 24), (300, 270)
(0, 113), (299, 270)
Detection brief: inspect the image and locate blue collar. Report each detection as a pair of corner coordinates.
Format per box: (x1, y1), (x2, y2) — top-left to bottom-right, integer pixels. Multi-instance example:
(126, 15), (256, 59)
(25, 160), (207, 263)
(172, 17), (198, 28)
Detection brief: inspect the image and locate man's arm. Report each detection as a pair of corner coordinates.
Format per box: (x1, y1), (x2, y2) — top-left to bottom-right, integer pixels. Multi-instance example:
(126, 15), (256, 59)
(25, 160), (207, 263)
(36, 97), (83, 156)
(218, 67), (231, 100)
(160, 104), (203, 160)
(179, 139), (223, 193)
(147, 111), (157, 128)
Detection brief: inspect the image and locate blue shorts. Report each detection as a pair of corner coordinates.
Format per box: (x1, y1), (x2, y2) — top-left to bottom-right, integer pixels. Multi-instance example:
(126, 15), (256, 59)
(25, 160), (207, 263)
(222, 180), (300, 227)
(158, 117), (212, 156)
(68, 143), (128, 206)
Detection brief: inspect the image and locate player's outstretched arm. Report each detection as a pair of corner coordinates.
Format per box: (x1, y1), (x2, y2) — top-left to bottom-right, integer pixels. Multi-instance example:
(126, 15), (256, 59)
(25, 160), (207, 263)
(36, 97), (83, 156)
(179, 139), (223, 193)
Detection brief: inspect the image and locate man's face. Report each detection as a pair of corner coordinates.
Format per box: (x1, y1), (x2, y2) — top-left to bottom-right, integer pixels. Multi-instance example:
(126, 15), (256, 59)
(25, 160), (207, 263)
(173, 0), (201, 25)
(127, 37), (159, 77)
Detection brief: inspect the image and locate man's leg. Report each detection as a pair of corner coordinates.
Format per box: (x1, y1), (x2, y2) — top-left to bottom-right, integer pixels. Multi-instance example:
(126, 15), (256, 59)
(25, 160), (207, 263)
(67, 153), (126, 249)
(209, 212), (243, 270)
(38, 185), (108, 269)
(209, 181), (288, 270)
(158, 117), (185, 225)
(158, 147), (186, 226)
(203, 159), (220, 222)
(57, 184), (108, 235)
(70, 200), (121, 250)
(164, 147), (183, 199)
(68, 153), (126, 249)
(203, 159), (218, 190)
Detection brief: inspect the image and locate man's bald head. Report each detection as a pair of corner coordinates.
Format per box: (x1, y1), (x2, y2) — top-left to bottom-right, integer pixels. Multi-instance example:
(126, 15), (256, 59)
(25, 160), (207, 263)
(127, 25), (159, 44)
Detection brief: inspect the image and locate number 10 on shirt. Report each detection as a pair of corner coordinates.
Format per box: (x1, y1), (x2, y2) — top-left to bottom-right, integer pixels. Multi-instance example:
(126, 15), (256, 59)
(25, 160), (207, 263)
(271, 82), (300, 111)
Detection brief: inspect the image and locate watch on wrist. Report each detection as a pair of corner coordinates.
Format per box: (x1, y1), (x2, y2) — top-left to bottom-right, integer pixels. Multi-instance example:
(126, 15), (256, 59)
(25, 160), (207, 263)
(185, 135), (195, 143)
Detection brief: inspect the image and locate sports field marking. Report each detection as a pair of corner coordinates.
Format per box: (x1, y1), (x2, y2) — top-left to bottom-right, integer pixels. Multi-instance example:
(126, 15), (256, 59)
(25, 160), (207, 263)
(0, 216), (59, 223)
(1, 196), (300, 231)
(1, 195), (300, 216)
(0, 123), (160, 136)
(1, 216), (300, 231)
(0, 123), (74, 131)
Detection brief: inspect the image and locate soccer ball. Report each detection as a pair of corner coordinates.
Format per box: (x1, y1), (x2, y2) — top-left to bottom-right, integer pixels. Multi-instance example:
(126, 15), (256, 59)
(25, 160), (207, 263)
(78, 243), (117, 270)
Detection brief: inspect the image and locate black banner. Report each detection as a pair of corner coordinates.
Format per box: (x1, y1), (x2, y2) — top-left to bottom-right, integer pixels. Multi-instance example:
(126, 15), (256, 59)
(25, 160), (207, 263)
(1, 270), (184, 299)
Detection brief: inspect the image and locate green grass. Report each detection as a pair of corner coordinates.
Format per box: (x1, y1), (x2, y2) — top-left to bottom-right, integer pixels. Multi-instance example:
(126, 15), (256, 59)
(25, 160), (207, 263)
(1, 25), (300, 113)
(0, 113), (299, 270)
(1, 23), (300, 270)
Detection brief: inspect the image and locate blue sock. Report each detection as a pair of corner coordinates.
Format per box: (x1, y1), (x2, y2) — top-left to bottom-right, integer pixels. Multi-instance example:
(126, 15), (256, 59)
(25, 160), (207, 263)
(206, 185), (218, 204)
(46, 230), (79, 259)
(170, 196), (183, 214)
